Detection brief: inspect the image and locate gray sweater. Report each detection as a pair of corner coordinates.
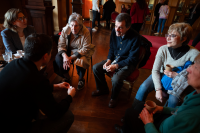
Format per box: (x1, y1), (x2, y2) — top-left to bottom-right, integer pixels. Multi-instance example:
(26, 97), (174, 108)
(152, 45), (199, 90)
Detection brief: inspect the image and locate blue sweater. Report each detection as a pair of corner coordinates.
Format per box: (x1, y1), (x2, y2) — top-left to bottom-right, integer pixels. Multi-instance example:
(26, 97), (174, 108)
(107, 28), (140, 68)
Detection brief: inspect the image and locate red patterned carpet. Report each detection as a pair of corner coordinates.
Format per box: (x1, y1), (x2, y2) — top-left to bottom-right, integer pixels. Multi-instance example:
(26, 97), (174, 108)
(142, 35), (200, 69)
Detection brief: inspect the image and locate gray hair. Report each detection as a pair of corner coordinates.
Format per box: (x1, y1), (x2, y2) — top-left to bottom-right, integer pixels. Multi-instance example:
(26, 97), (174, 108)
(68, 12), (83, 26)
(3, 8), (22, 32)
(168, 22), (193, 46)
(115, 13), (131, 28)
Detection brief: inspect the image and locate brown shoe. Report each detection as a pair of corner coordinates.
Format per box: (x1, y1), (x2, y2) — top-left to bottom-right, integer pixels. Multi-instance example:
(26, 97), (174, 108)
(91, 90), (109, 96)
(108, 99), (118, 108)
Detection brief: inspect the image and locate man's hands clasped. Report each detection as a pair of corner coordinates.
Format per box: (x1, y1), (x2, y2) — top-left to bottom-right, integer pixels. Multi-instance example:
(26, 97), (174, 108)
(103, 60), (118, 72)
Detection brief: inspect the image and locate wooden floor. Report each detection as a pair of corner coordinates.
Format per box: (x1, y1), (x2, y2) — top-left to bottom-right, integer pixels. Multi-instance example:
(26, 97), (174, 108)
(45, 22), (198, 133)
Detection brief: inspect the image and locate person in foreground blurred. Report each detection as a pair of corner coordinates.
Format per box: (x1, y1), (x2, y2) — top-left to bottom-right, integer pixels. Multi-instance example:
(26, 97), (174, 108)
(134, 22), (199, 108)
(115, 53), (200, 133)
(0, 33), (76, 133)
(1, 8), (35, 53)
(54, 13), (95, 90)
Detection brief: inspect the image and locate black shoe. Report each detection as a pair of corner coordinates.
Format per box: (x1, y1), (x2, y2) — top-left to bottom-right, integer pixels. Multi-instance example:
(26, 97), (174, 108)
(108, 99), (118, 108)
(91, 90), (109, 96)
(77, 79), (85, 90)
(114, 124), (122, 133)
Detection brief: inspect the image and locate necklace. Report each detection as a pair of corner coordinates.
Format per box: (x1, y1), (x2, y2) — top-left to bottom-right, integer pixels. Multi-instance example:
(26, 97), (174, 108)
(172, 49), (182, 60)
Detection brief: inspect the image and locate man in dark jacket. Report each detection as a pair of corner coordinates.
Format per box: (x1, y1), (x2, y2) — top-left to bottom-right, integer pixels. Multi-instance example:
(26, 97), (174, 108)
(103, 0), (116, 28)
(0, 34), (76, 133)
(92, 13), (141, 108)
(152, 0), (164, 31)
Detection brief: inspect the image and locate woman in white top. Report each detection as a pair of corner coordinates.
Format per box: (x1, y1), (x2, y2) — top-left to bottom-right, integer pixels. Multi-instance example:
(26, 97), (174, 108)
(1, 8), (35, 53)
(134, 22), (199, 108)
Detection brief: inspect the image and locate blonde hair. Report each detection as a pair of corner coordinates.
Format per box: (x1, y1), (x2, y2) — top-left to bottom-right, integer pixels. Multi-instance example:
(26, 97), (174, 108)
(3, 8), (22, 32)
(168, 22), (193, 46)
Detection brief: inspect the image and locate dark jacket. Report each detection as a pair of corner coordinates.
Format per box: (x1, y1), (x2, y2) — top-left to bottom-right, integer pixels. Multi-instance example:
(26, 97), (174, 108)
(0, 58), (72, 132)
(1, 25), (35, 53)
(154, 3), (163, 18)
(107, 28), (140, 68)
(103, 0), (116, 20)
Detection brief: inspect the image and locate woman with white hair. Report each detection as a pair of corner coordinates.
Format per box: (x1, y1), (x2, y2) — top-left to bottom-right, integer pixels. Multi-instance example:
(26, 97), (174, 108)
(54, 13), (95, 90)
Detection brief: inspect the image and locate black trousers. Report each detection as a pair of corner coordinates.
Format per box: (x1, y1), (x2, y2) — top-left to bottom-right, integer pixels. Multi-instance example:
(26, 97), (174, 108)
(93, 60), (135, 99)
(121, 101), (171, 133)
(192, 32), (200, 47)
(54, 53), (86, 80)
(152, 17), (159, 31)
(92, 10), (100, 28)
(131, 23), (143, 33)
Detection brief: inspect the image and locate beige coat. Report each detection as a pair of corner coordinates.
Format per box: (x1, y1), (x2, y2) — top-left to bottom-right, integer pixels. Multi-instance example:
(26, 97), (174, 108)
(58, 24), (95, 69)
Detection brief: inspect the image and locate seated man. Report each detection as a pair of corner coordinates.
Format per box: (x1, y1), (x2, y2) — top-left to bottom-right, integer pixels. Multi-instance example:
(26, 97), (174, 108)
(114, 54), (200, 133)
(54, 13), (95, 90)
(0, 33), (76, 133)
(92, 13), (141, 108)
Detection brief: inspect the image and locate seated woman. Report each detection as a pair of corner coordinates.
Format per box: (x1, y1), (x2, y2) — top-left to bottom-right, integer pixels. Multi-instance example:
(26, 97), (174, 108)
(1, 8), (35, 53)
(54, 13), (95, 90)
(133, 22), (199, 108)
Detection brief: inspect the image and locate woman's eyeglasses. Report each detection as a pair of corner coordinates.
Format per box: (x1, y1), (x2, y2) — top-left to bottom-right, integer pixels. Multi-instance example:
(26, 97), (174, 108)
(165, 34), (177, 38)
(17, 16), (27, 22)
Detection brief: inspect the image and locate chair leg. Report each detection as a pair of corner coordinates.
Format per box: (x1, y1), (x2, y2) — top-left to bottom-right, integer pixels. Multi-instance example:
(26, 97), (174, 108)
(128, 82), (133, 99)
(91, 56), (93, 74)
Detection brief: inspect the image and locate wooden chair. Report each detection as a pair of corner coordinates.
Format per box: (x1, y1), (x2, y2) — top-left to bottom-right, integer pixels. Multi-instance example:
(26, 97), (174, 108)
(106, 45), (146, 99)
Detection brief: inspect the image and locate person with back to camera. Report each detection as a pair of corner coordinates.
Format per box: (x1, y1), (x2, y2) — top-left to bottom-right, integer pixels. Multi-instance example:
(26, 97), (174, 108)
(103, 0), (116, 29)
(131, 22), (199, 110)
(1, 8), (35, 53)
(54, 13), (95, 91)
(130, 0), (149, 33)
(115, 53), (200, 133)
(154, 0), (170, 36)
(152, 0), (165, 32)
(0, 33), (76, 133)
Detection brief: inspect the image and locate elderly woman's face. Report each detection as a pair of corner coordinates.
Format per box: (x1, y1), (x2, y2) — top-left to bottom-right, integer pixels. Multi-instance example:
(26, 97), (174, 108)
(70, 21), (81, 35)
(166, 30), (184, 49)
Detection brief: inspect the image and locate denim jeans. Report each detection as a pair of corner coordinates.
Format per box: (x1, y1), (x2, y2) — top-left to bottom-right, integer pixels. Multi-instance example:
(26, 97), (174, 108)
(157, 18), (167, 33)
(135, 74), (179, 108)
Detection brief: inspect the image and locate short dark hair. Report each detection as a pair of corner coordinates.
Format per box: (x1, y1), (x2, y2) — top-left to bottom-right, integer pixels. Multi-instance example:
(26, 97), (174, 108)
(24, 33), (52, 62)
(115, 13), (131, 28)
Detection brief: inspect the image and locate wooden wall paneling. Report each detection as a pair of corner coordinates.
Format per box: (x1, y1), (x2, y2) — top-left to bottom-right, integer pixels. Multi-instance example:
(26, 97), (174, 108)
(71, 0), (83, 15)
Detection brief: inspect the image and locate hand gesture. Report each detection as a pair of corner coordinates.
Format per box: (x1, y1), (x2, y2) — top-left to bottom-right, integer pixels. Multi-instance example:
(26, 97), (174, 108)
(103, 60), (111, 69)
(68, 87), (76, 98)
(54, 82), (70, 91)
(164, 70), (178, 78)
(139, 108), (154, 125)
(63, 56), (72, 70)
(155, 90), (163, 103)
(152, 105), (164, 114)
(106, 64), (117, 72)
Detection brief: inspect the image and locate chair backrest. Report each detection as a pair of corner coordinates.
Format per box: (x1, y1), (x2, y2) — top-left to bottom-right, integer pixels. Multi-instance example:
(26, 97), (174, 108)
(136, 45), (146, 69)
(86, 26), (92, 43)
(111, 12), (119, 23)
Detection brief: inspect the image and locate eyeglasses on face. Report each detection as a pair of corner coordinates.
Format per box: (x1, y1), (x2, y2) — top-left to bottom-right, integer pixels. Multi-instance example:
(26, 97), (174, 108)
(165, 34), (177, 38)
(17, 16), (27, 22)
